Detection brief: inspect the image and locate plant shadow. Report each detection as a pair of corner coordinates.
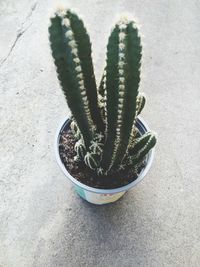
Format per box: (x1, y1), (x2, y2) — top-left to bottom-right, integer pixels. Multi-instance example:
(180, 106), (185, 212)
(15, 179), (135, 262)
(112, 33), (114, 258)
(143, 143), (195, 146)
(45, 189), (153, 266)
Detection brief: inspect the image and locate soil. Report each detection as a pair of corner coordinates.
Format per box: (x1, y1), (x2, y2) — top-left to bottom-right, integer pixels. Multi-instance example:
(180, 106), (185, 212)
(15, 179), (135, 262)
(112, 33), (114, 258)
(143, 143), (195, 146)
(59, 127), (146, 189)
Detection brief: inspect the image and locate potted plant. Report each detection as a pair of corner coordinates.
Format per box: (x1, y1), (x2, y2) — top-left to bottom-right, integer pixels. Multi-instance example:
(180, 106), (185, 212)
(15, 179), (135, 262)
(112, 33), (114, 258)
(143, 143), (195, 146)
(49, 8), (157, 205)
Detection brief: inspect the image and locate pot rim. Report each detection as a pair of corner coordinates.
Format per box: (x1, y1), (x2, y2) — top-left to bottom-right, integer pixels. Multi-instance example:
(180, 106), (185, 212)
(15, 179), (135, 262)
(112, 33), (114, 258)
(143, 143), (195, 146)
(55, 115), (155, 194)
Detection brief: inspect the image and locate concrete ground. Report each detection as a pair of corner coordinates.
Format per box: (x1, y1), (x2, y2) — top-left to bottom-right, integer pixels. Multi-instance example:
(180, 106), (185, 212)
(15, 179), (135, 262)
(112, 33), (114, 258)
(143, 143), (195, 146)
(0, 0), (200, 266)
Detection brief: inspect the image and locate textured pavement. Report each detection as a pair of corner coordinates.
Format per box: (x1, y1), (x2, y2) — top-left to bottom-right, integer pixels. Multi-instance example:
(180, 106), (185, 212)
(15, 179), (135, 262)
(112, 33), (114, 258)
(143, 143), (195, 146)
(0, 1), (200, 266)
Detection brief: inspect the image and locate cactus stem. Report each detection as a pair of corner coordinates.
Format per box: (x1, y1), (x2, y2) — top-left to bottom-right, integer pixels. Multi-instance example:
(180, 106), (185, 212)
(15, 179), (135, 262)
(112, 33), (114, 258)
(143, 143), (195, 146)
(78, 80), (84, 86)
(107, 24), (127, 171)
(71, 48), (78, 55)
(64, 22), (93, 125)
(119, 52), (124, 59)
(74, 57), (81, 64)
(119, 69), (124, 75)
(119, 84), (125, 90)
(119, 32), (126, 41)
(118, 61), (125, 67)
(75, 66), (81, 72)
(77, 73), (83, 79)
(65, 32), (73, 39)
(68, 40), (76, 47)
(119, 43), (125, 50)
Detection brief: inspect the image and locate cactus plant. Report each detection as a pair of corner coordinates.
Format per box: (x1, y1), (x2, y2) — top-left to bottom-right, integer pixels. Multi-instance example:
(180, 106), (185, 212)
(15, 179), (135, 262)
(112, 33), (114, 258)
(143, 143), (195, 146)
(49, 8), (156, 176)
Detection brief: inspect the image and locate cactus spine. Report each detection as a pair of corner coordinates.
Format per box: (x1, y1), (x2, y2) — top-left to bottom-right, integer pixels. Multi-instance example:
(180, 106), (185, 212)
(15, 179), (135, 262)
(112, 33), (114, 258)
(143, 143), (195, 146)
(49, 10), (103, 148)
(49, 8), (157, 176)
(101, 18), (142, 172)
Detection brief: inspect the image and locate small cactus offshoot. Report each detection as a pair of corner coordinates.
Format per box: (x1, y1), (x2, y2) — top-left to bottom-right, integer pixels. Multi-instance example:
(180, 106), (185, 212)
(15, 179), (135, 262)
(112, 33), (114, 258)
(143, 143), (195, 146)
(49, 8), (157, 175)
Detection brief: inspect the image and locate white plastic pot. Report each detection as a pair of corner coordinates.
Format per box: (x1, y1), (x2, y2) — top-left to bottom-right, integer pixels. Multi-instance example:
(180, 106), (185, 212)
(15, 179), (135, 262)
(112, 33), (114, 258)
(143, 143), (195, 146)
(55, 116), (155, 205)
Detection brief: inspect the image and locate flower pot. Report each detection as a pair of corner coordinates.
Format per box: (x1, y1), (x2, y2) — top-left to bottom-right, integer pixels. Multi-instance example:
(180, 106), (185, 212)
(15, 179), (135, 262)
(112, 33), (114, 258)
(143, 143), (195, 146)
(55, 116), (155, 205)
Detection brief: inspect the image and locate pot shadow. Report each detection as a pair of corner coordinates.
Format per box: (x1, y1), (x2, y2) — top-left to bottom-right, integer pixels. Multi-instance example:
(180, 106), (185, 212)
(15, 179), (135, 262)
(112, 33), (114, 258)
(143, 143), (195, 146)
(45, 189), (155, 266)
(70, 192), (129, 238)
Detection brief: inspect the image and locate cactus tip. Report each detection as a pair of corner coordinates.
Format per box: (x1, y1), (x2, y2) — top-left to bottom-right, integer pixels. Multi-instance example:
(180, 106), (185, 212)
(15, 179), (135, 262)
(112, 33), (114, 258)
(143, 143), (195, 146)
(118, 15), (129, 25)
(152, 131), (158, 139)
(140, 92), (146, 98)
(48, 8), (57, 19)
(55, 4), (67, 17)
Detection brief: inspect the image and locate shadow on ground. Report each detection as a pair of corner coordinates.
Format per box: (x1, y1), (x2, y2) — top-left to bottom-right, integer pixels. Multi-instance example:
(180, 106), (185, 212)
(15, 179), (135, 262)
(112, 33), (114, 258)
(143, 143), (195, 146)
(34, 190), (156, 266)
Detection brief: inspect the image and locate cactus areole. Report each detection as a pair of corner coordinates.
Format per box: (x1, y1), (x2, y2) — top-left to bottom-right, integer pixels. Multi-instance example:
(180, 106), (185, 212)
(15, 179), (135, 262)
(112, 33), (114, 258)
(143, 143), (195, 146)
(49, 8), (157, 191)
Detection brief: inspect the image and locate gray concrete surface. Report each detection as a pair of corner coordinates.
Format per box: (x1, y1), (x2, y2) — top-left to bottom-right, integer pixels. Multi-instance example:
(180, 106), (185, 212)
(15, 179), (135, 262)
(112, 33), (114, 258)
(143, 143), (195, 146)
(0, 0), (200, 266)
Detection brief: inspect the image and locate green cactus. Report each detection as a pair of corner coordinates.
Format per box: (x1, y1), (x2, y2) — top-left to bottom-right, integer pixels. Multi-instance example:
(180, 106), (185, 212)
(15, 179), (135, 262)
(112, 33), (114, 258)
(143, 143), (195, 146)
(128, 132), (156, 165)
(101, 20), (143, 171)
(137, 93), (146, 115)
(49, 8), (157, 176)
(48, 9), (103, 149)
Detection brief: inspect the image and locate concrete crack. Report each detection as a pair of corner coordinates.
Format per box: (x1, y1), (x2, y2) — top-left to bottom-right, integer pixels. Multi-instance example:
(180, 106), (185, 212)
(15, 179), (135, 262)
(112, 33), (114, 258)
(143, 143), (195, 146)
(0, 26), (30, 67)
(0, 2), (38, 68)
(22, 2), (38, 28)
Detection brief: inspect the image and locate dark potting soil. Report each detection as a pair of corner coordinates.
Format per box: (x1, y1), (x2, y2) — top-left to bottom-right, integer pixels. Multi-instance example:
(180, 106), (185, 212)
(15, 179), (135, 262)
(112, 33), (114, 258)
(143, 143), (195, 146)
(59, 128), (146, 189)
